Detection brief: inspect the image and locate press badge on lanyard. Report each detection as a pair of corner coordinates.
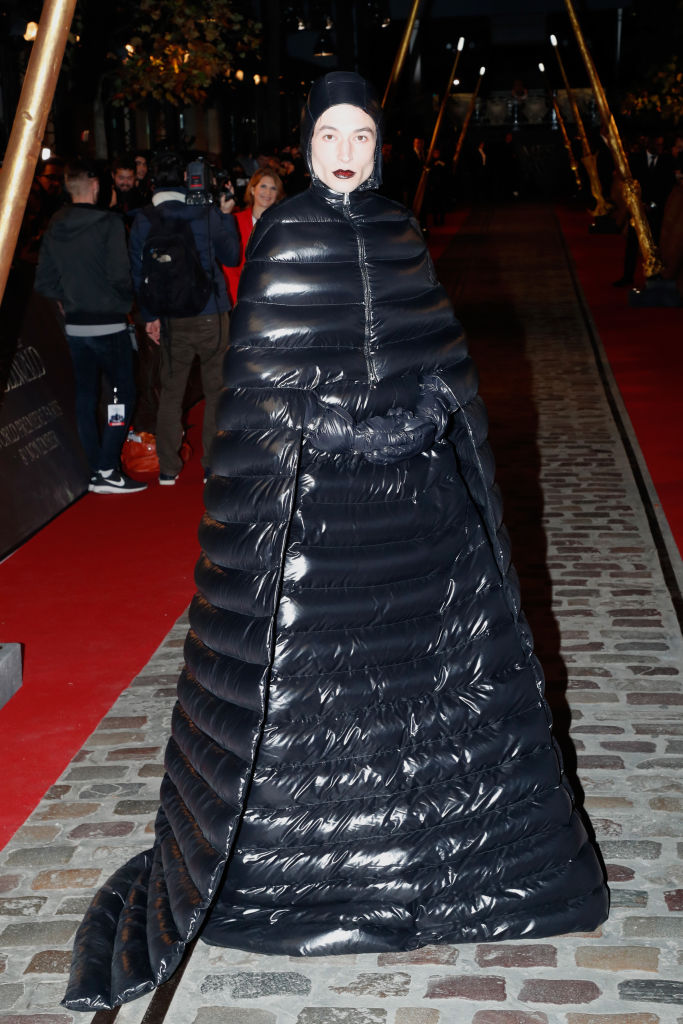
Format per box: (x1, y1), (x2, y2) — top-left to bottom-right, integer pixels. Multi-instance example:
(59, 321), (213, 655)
(108, 387), (125, 427)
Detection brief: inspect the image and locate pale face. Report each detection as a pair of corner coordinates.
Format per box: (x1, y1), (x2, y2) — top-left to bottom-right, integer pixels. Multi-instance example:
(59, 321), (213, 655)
(252, 175), (279, 216)
(310, 104), (376, 194)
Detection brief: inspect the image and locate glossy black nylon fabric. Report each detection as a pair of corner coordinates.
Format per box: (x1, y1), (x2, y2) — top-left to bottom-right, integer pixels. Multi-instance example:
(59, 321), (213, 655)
(63, 181), (608, 1011)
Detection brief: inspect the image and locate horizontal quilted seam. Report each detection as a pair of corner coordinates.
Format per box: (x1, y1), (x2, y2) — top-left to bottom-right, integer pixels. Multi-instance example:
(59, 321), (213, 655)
(283, 534), (490, 593)
(251, 717), (550, 778)
(266, 657), (536, 731)
(235, 774), (563, 863)
(253, 710), (549, 811)
(218, 878), (605, 946)
(278, 578), (502, 640)
(243, 777), (559, 849)
(289, 516), (470, 551)
(273, 615), (518, 680)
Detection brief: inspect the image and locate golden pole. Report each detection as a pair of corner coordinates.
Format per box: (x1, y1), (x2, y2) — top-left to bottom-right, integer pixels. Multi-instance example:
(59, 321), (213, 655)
(562, 0), (663, 277)
(539, 61), (582, 192)
(413, 36), (465, 218)
(0, 0), (78, 305)
(452, 67), (485, 175)
(549, 34), (611, 216)
(381, 0), (426, 113)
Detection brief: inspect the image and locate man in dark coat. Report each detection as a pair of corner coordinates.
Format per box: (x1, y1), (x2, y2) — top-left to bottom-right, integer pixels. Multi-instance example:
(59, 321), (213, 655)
(128, 152), (239, 484)
(64, 73), (608, 1012)
(35, 160), (145, 494)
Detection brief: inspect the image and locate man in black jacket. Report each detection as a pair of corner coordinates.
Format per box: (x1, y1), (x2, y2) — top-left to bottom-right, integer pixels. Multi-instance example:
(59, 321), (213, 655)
(129, 152), (239, 485)
(35, 160), (145, 493)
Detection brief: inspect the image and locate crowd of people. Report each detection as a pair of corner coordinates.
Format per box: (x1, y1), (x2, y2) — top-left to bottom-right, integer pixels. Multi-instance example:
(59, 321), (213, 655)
(12, 111), (683, 498)
(25, 149), (302, 494)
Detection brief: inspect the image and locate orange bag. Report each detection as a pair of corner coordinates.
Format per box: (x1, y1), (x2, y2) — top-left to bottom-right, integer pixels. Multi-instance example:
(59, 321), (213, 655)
(121, 431), (192, 480)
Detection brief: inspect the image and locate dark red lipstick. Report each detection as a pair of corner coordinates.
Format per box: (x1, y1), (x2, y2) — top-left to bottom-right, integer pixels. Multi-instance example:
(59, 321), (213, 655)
(333, 169), (355, 179)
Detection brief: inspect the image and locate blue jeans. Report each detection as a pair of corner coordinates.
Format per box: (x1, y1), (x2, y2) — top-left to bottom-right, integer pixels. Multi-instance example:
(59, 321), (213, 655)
(66, 329), (136, 473)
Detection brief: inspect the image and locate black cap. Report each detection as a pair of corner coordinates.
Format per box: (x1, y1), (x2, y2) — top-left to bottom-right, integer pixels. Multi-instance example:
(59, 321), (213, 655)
(301, 71), (383, 191)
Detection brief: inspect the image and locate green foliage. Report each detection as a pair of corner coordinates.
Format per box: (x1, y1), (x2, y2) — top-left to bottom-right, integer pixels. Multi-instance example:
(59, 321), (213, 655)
(107, 0), (261, 107)
(627, 56), (683, 126)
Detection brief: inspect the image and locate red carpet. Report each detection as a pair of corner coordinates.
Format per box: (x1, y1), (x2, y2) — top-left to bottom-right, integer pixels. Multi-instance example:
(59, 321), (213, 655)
(0, 412), (206, 849)
(555, 204), (683, 558)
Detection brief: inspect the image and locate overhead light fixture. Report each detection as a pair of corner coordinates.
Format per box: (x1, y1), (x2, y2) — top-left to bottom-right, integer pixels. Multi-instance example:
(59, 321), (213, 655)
(23, 21), (38, 41)
(550, 34), (558, 47)
(538, 62), (545, 72)
(480, 66), (486, 76)
(457, 36), (465, 51)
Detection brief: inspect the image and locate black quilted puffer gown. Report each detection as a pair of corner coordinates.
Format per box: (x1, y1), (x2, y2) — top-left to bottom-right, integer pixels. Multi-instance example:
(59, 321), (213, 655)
(63, 74), (608, 1012)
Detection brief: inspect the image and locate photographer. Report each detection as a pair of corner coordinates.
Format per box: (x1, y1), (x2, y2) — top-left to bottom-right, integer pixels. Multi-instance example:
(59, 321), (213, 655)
(129, 152), (239, 485)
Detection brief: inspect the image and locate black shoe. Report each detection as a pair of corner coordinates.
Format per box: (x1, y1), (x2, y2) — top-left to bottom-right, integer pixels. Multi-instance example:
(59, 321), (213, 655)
(159, 473), (178, 486)
(612, 277), (633, 287)
(89, 470), (147, 494)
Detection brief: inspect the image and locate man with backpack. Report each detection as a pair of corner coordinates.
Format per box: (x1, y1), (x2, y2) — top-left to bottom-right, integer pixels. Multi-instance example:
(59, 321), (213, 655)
(129, 152), (239, 485)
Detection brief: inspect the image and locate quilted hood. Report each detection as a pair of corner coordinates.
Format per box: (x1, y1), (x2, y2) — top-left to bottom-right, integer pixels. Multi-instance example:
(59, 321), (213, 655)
(300, 71), (383, 191)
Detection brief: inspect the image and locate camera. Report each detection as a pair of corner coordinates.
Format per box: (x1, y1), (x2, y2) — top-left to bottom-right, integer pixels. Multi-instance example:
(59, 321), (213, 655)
(186, 156), (234, 206)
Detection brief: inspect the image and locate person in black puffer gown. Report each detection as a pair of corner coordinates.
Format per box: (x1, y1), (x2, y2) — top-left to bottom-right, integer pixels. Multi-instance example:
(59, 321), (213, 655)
(64, 72), (608, 1012)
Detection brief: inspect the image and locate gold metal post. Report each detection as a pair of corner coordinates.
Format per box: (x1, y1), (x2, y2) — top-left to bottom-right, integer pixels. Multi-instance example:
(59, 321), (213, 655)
(452, 67), (485, 175)
(382, 0), (426, 113)
(549, 34), (611, 216)
(563, 0), (663, 277)
(0, 0), (78, 305)
(539, 62), (582, 192)
(413, 37), (465, 218)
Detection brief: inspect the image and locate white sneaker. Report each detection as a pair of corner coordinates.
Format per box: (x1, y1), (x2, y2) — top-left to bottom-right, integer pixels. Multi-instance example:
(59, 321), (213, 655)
(89, 471), (147, 494)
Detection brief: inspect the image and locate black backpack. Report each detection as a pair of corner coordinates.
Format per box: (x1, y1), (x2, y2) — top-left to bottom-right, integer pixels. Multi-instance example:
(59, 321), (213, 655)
(138, 205), (213, 318)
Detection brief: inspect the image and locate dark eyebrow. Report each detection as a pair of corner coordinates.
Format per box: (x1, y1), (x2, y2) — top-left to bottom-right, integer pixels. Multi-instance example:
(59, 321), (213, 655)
(316, 124), (376, 134)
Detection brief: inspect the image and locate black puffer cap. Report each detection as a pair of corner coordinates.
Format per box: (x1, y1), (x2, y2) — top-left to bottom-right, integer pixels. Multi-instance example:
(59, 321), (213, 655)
(301, 71), (383, 191)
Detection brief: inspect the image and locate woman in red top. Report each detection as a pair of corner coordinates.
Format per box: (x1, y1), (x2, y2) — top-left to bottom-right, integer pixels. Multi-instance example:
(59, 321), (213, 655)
(223, 168), (285, 304)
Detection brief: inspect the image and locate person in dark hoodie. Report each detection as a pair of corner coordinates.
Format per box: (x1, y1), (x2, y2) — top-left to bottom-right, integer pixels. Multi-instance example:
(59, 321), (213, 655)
(35, 159), (145, 494)
(63, 73), (608, 1012)
(128, 151), (239, 485)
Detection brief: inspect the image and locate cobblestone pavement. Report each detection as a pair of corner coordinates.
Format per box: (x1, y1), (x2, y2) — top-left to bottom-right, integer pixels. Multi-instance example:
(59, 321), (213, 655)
(1, 204), (681, 1024)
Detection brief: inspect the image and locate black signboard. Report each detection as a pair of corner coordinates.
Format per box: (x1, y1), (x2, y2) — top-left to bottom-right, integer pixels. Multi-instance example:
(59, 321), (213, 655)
(0, 286), (89, 559)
